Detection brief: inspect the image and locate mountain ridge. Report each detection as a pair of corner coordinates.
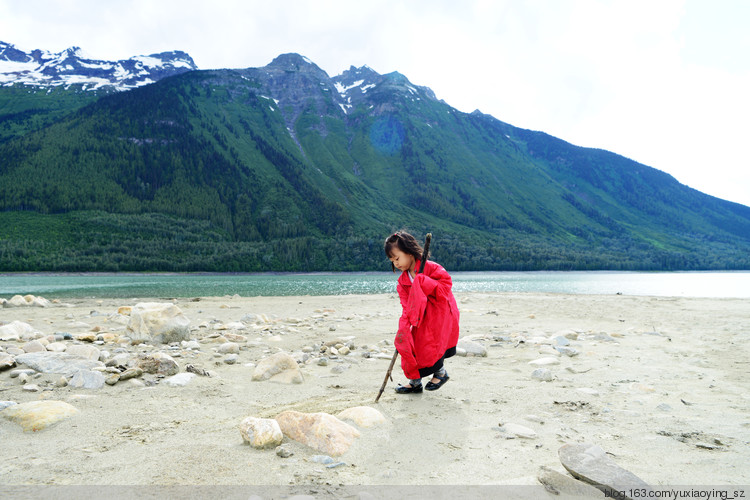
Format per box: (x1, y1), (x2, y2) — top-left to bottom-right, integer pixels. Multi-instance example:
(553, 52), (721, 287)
(0, 41), (197, 91)
(0, 47), (748, 272)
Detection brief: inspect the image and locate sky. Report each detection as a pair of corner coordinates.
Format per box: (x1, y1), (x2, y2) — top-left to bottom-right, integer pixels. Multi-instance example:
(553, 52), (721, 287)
(1, 0), (749, 207)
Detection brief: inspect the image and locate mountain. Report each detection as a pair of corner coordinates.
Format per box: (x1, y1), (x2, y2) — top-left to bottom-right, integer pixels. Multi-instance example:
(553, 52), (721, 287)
(0, 51), (748, 272)
(0, 41), (197, 91)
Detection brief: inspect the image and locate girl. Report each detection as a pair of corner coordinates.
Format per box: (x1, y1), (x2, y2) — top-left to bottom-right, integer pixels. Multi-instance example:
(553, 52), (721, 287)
(384, 231), (460, 394)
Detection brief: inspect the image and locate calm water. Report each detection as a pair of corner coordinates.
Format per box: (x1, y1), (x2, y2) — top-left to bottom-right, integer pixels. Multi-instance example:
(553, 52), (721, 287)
(0, 271), (748, 299)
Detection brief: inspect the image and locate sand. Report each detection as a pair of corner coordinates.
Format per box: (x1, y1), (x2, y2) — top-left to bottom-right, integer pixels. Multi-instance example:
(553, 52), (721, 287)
(1, 292), (749, 495)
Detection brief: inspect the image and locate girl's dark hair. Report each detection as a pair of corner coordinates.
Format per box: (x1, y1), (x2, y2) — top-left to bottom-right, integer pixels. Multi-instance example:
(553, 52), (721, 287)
(384, 230), (424, 272)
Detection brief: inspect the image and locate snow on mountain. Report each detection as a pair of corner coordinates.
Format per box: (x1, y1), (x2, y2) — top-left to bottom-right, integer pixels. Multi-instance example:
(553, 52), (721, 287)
(0, 41), (198, 91)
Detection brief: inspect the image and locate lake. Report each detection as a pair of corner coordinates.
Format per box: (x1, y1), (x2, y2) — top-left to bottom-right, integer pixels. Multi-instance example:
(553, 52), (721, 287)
(1, 271), (748, 299)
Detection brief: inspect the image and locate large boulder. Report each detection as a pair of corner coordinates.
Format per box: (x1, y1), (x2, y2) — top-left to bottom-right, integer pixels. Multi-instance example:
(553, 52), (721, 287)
(275, 411), (359, 456)
(126, 302), (190, 344)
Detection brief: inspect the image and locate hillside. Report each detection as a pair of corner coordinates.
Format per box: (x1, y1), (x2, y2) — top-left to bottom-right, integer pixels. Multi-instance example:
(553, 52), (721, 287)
(1, 53), (749, 271)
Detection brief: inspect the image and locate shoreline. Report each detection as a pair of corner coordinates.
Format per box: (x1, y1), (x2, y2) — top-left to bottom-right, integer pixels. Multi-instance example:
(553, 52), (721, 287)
(1, 292), (748, 488)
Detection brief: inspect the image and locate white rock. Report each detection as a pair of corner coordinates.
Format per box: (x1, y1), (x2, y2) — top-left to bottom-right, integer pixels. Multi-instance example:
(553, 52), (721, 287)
(499, 422), (538, 439)
(21, 340), (46, 353)
(577, 387), (600, 396)
(456, 338), (487, 357)
(239, 416), (284, 449)
(68, 370), (105, 389)
(126, 302), (190, 344)
(528, 357), (560, 366)
(0, 321), (39, 341)
(217, 342), (240, 354)
(164, 372), (195, 387)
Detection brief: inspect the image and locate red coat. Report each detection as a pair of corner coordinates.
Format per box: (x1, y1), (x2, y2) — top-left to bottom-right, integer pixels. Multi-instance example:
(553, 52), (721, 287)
(394, 259), (460, 380)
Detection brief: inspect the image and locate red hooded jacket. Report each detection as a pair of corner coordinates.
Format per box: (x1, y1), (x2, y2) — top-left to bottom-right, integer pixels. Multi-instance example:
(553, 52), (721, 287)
(394, 259), (460, 380)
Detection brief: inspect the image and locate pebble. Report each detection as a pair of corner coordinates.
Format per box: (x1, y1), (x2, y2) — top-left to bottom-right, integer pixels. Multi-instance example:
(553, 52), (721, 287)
(224, 354), (239, 365)
(531, 368), (554, 382)
(498, 422), (538, 439)
(528, 357), (560, 366)
(22, 384), (41, 392)
(275, 445), (294, 458)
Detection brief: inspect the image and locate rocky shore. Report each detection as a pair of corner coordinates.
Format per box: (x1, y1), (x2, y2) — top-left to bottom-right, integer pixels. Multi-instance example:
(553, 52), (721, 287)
(1, 292), (748, 495)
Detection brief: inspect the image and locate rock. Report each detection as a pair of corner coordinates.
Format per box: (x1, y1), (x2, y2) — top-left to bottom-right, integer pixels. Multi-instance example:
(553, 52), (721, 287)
(9, 368), (35, 378)
(577, 388), (600, 396)
(456, 338), (488, 357)
(275, 445), (294, 458)
(22, 340), (47, 353)
(498, 422), (538, 439)
(117, 306), (132, 315)
(65, 344), (101, 361)
(217, 342), (240, 354)
(181, 340), (201, 350)
(337, 406), (386, 428)
(252, 352), (303, 384)
(75, 333), (97, 342)
(338, 346), (350, 356)
(0, 401), (18, 411)
(69, 369), (106, 389)
(239, 416), (284, 449)
(275, 411), (360, 456)
(224, 354), (239, 365)
(15, 352), (104, 378)
(2, 400), (79, 431)
(0, 353), (16, 371)
(6, 294), (50, 307)
(553, 336), (571, 346)
(556, 346), (580, 357)
(137, 352), (179, 376)
(163, 372), (195, 387)
(118, 367), (143, 381)
(537, 466), (605, 498)
(558, 443), (652, 498)
(531, 368), (554, 382)
(126, 302), (190, 344)
(105, 374), (121, 385)
(45, 342), (67, 353)
(529, 357), (560, 366)
(0, 320), (39, 341)
(22, 384), (41, 392)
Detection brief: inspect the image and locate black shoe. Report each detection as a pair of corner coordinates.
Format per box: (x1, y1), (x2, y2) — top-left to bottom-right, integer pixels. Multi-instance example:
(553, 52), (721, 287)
(395, 383), (423, 394)
(425, 373), (449, 391)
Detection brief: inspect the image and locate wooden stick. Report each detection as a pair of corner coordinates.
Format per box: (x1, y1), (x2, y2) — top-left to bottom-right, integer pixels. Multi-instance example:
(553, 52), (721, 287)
(375, 233), (432, 402)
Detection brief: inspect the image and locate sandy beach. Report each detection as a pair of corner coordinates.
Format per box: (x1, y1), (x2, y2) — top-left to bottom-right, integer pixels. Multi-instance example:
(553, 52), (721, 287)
(1, 291), (749, 497)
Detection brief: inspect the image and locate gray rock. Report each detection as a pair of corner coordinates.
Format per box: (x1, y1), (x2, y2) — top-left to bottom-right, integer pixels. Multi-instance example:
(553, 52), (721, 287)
(456, 338), (487, 357)
(531, 368), (554, 382)
(22, 384), (41, 392)
(224, 354), (239, 365)
(68, 369), (106, 389)
(537, 465), (605, 498)
(9, 369), (35, 378)
(556, 346), (580, 357)
(559, 443), (652, 498)
(15, 351), (104, 377)
(22, 340), (47, 353)
(275, 445), (294, 458)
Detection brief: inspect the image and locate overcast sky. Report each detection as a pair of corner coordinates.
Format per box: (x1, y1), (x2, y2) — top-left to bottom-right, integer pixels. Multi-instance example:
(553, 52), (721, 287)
(2, 0), (748, 207)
